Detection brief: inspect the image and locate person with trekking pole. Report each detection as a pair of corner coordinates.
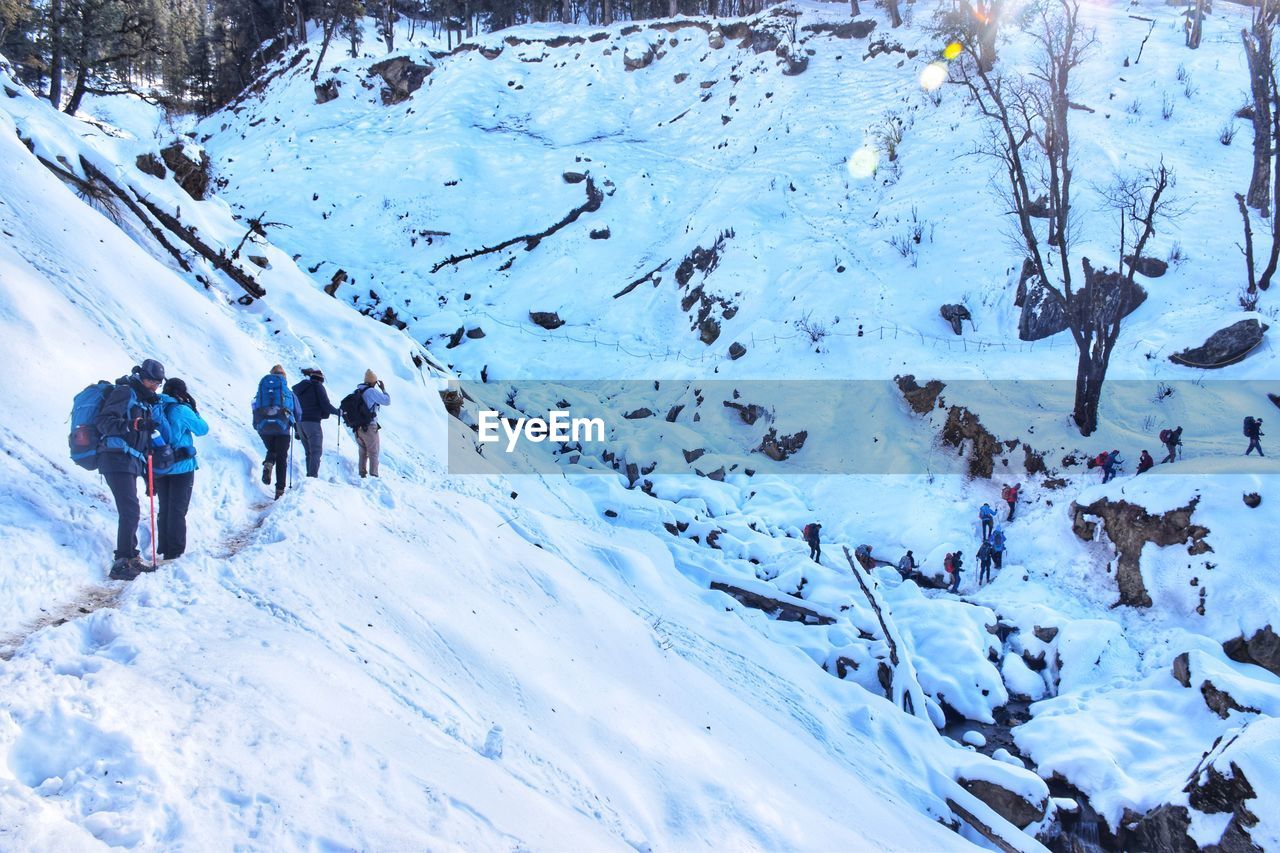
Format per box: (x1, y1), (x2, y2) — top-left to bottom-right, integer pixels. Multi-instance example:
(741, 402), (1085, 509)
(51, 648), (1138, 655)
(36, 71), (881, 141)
(152, 377), (208, 562)
(252, 365), (302, 500)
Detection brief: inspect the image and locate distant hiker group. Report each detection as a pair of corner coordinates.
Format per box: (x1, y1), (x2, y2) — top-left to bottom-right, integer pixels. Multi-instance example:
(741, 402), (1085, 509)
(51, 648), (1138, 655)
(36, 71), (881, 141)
(1088, 419), (1266, 484)
(73, 358), (390, 580)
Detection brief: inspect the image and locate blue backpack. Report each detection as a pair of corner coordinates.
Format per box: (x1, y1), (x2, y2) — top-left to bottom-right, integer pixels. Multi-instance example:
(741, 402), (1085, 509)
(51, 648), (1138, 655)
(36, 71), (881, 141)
(68, 380), (116, 470)
(991, 530), (1006, 550)
(253, 374), (295, 436)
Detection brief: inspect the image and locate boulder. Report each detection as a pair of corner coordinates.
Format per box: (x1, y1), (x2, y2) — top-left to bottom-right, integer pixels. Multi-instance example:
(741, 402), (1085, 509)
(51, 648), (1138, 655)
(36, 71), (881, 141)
(895, 374), (945, 415)
(1124, 254), (1169, 278)
(562, 171), (587, 184)
(530, 311), (564, 330)
(800, 19), (877, 38)
(939, 303), (971, 336)
(1170, 319), (1268, 369)
(466, 327), (485, 339)
(623, 408), (653, 420)
(1223, 625), (1280, 678)
(1172, 652), (1191, 687)
(315, 78), (340, 104)
(623, 44), (657, 71)
(757, 428), (807, 461)
(728, 341), (746, 360)
(589, 227), (610, 239)
(698, 317), (721, 345)
(369, 56), (433, 105)
(723, 400), (768, 425)
(160, 141), (211, 200)
(1019, 282), (1070, 341)
(958, 778), (1047, 829)
(135, 153), (166, 179)
(1244, 492), (1262, 508)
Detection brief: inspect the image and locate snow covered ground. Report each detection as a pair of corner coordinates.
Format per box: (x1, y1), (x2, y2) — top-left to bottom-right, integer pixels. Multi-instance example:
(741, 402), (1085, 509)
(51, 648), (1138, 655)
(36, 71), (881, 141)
(3, 0), (1280, 847)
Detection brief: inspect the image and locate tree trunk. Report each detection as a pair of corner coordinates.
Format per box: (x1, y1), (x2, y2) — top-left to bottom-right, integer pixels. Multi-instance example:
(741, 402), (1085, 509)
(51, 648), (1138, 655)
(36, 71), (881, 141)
(1072, 339), (1106, 437)
(1243, 26), (1274, 215)
(64, 64), (88, 114)
(562, 0), (573, 23)
(977, 2), (998, 72)
(311, 13), (337, 80)
(1187, 0), (1204, 48)
(48, 0), (64, 108)
(848, 0), (859, 15)
(465, 0), (474, 37)
(885, 0), (902, 27)
(603, 0), (613, 24)
(668, 0), (678, 16)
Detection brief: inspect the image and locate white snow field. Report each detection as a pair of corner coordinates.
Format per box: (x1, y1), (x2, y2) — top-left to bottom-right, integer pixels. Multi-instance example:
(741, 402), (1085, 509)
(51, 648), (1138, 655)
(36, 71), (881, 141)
(2, 0), (1280, 848)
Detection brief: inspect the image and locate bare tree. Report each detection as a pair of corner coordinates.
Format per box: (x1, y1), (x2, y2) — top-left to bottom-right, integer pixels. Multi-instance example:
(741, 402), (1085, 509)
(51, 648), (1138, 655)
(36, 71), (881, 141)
(1242, 0), (1277, 214)
(1186, 0), (1206, 49)
(949, 0), (1174, 435)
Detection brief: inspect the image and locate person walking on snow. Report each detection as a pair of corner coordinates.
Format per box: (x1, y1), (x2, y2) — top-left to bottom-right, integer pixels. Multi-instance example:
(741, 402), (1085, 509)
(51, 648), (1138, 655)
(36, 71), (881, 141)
(355, 369), (391, 478)
(292, 367), (340, 478)
(803, 522), (822, 563)
(854, 543), (875, 571)
(945, 551), (964, 593)
(253, 364), (302, 499)
(979, 502), (996, 539)
(989, 526), (1007, 570)
(153, 377), (208, 562)
(897, 550), (917, 579)
(1136, 450), (1154, 475)
(96, 359), (167, 580)
(977, 540), (993, 585)
(1101, 449), (1123, 483)
(1160, 426), (1183, 464)
(1245, 417), (1265, 457)
(1001, 483), (1020, 521)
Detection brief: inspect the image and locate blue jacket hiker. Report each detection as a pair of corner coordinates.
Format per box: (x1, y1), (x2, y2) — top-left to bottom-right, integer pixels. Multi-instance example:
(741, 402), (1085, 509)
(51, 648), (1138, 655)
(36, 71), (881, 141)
(94, 358), (166, 580)
(253, 365), (302, 499)
(989, 527), (1007, 570)
(292, 367), (341, 478)
(977, 541), (993, 585)
(979, 502), (996, 539)
(154, 378), (208, 562)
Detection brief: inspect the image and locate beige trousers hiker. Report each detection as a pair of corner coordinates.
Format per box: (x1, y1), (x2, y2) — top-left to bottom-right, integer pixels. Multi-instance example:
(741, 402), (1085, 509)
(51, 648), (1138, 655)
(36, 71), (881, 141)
(356, 425), (381, 477)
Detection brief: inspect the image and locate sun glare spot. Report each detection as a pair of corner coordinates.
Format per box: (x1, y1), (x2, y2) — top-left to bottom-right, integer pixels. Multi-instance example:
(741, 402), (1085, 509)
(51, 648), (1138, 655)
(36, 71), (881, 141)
(943, 41), (963, 61)
(848, 146), (880, 179)
(920, 62), (949, 92)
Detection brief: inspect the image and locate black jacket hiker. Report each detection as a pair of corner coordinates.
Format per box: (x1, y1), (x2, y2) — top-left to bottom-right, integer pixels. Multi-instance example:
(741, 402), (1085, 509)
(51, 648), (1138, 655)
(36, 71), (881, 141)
(804, 523), (822, 563)
(1161, 426), (1183, 464)
(293, 371), (341, 478)
(1246, 418), (1265, 457)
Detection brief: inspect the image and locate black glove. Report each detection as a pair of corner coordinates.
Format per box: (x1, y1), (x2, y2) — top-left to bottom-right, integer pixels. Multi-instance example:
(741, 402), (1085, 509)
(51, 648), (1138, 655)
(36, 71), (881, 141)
(134, 415), (155, 434)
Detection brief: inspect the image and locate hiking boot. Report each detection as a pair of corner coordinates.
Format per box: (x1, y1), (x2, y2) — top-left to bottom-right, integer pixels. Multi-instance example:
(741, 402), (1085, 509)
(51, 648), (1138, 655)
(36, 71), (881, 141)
(261, 461), (272, 485)
(109, 556), (147, 581)
(274, 487), (285, 501)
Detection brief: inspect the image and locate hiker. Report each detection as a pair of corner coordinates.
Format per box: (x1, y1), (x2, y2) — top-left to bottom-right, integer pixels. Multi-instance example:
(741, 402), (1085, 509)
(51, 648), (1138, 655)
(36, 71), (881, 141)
(1101, 449), (1122, 483)
(979, 502), (996, 539)
(803, 522), (822, 562)
(1136, 450), (1155, 475)
(253, 365), (302, 499)
(292, 367), (340, 478)
(977, 539), (993, 585)
(855, 543), (875, 571)
(352, 369), (391, 478)
(897, 550), (917, 579)
(95, 359), (166, 580)
(945, 551), (964, 593)
(1160, 426), (1183, 464)
(1001, 483), (1020, 521)
(153, 378), (208, 562)
(989, 526), (1006, 570)
(1245, 416), (1265, 457)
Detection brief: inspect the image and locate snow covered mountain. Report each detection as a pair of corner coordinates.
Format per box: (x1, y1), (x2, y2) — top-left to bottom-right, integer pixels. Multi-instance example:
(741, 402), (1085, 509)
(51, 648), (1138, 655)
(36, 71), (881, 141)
(2, 0), (1280, 848)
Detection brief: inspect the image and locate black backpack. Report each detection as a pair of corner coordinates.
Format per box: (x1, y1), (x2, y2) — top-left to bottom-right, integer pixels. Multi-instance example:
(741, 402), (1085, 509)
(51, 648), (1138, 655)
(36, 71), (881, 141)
(340, 386), (374, 431)
(1244, 417), (1258, 438)
(1159, 428), (1172, 444)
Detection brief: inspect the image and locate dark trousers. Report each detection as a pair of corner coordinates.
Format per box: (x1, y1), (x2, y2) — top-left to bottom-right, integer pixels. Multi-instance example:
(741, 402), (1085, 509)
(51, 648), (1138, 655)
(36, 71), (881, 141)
(992, 550), (1003, 570)
(1006, 500), (1016, 521)
(979, 561), (992, 585)
(1162, 443), (1178, 463)
(1247, 437), (1264, 456)
(260, 433), (292, 490)
(981, 518), (993, 538)
(948, 570), (961, 593)
(300, 421), (324, 477)
(808, 542), (821, 562)
(103, 471), (140, 560)
(156, 472), (194, 559)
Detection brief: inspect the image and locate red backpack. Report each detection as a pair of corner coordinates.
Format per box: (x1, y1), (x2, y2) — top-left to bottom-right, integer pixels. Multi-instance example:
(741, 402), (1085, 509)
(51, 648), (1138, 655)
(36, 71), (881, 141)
(944, 553), (955, 573)
(803, 523), (816, 540)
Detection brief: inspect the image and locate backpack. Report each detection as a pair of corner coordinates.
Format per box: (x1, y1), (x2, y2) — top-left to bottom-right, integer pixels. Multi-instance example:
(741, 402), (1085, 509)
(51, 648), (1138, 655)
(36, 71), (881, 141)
(944, 553), (954, 573)
(1159, 428), (1172, 444)
(1094, 452), (1110, 468)
(340, 385), (374, 432)
(979, 505), (995, 519)
(253, 374), (295, 436)
(1244, 416), (1257, 438)
(68, 380), (115, 470)
(992, 530), (1006, 549)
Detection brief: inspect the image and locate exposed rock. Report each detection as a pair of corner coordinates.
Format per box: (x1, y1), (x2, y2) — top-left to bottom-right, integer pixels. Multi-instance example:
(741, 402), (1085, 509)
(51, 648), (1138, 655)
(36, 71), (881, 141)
(729, 341), (747, 360)
(466, 327), (485, 339)
(801, 19), (877, 38)
(623, 44), (657, 71)
(1014, 258), (1036, 308)
(958, 778), (1047, 829)
(623, 408), (653, 420)
(562, 171), (587, 184)
(369, 56), (433, 104)
(1172, 652), (1191, 687)
(1244, 491), (1262, 508)
(1019, 281), (1070, 341)
(589, 227), (610, 239)
(1070, 497), (1212, 607)
(779, 48), (808, 76)
(1223, 625), (1280, 678)
(160, 141), (211, 200)
(530, 311), (565, 330)
(315, 78), (340, 104)
(1170, 319), (1269, 369)
(939, 303), (971, 336)
(666, 404), (684, 422)
(324, 269), (348, 297)
(757, 428), (807, 461)
(1201, 680), (1259, 719)
(895, 374), (945, 415)
(446, 326), (465, 349)
(1124, 254), (1169, 278)
(1071, 260), (1148, 330)
(135, 153), (166, 179)
(248, 255), (269, 269)
(698, 317), (721, 345)
(1130, 759), (1263, 853)
(723, 400), (768, 425)
(683, 448), (706, 464)
(1033, 625), (1059, 644)
(439, 389), (464, 417)
(674, 72), (688, 83)
(708, 28), (726, 49)
(941, 406), (1004, 479)
(709, 581), (834, 625)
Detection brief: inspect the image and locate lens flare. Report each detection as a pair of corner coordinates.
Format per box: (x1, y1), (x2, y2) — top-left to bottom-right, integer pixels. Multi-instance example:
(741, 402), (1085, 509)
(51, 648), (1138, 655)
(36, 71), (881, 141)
(920, 62), (948, 92)
(943, 41), (962, 61)
(847, 146), (879, 179)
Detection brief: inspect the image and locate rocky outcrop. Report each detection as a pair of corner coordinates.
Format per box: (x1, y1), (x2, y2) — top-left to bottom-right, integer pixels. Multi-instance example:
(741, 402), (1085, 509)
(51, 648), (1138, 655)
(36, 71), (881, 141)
(1070, 497), (1212, 607)
(800, 19), (877, 38)
(1128, 756), (1263, 853)
(315, 78), (340, 104)
(622, 43), (657, 71)
(160, 141), (211, 200)
(676, 230), (737, 347)
(941, 406), (1004, 479)
(939, 303), (971, 336)
(135, 153), (165, 179)
(529, 311), (565, 330)
(895, 375), (945, 415)
(728, 341), (747, 360)
(369, 56), (433, 104)
(1170, 319), (1268, 369)
(1019, 281), (1070, 341)
(1124, 254), (1169, 278)
(723, 400), (768, 425)
(1224, 625), (1280, 678)
(710, 581), (834, 625)
(757, 427), (807, 461)
(958, 778), (1047, 829)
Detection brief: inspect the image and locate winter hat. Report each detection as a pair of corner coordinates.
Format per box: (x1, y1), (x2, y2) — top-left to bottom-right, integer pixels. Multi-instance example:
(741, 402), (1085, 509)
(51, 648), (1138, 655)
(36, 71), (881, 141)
(364, 369), (378, 385)
(136, 358), (166, 382)
(302, 367), (325, 381)
(163, 377), (188, 398)
(270, 364), (286, 376)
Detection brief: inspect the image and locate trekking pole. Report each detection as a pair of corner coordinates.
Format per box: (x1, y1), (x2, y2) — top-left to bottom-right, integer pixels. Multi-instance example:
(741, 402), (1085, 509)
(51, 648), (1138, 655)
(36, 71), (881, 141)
(289, 433), (296, 490)
(147, 451), (158, 569)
